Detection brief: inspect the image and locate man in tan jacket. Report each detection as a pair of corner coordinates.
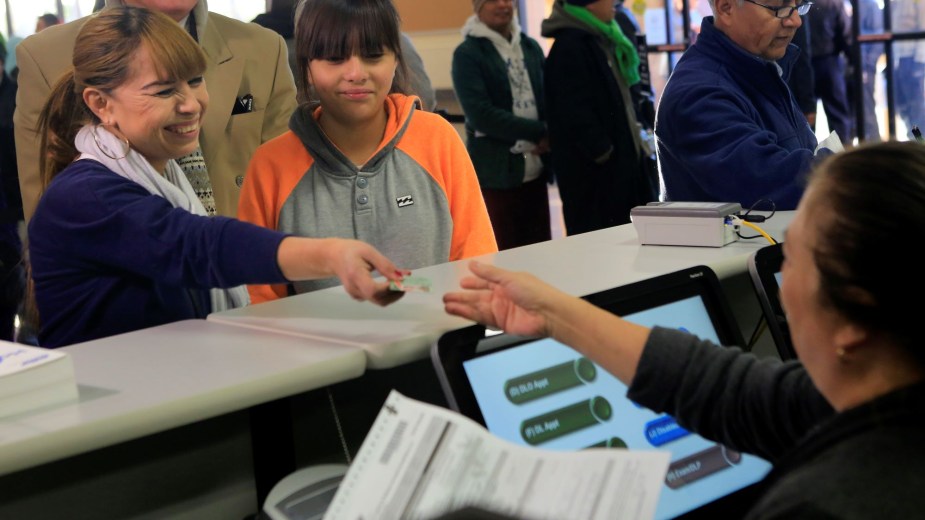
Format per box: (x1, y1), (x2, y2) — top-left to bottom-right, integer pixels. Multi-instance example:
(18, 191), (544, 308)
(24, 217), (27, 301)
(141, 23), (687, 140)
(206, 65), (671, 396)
(14, 0), (298, 220)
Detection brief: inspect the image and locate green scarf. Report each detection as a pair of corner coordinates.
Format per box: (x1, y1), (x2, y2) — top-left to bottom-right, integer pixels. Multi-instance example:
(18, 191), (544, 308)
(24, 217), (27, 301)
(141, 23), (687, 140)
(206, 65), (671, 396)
(563, 2), (641, 86)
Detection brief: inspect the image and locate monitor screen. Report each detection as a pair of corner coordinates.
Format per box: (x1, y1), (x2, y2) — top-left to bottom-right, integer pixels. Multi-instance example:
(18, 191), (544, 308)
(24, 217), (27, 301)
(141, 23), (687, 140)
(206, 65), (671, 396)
(747, 243), (794, 359)
(433, 266), (772, 520)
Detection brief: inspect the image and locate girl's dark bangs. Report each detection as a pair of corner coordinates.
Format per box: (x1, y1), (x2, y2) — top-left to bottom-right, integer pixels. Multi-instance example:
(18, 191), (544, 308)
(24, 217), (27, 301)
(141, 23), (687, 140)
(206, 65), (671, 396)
(304, 1), (400, 59)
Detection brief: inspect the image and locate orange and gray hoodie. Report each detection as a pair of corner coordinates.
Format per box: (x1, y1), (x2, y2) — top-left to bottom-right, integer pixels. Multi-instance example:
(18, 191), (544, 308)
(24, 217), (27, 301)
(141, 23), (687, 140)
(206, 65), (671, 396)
(238, 94), (497, 303)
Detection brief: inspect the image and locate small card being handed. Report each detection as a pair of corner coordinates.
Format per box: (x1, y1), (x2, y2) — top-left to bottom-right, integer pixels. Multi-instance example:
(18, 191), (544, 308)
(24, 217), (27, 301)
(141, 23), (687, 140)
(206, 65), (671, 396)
(389, 275), (432, 293)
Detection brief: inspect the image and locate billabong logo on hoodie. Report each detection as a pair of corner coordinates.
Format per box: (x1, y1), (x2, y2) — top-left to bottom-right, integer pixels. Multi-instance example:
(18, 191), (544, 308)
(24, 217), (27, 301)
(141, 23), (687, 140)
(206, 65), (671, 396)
(396, 195), (414, 208)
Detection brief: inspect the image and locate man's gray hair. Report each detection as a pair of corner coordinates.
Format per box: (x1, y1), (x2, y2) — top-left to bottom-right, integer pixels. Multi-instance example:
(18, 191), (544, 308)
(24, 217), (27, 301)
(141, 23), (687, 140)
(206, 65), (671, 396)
(706, 0), (745, 14)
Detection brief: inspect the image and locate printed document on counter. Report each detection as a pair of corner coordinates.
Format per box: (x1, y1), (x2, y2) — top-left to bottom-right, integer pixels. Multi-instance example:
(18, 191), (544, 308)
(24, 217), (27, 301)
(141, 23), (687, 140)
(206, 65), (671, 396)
(0, 341), (77, 418)
(323, 390), (670, 520)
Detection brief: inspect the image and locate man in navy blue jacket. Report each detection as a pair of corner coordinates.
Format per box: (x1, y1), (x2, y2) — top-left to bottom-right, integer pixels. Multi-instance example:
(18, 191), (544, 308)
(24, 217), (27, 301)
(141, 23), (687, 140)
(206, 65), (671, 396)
(655, 0), (818, 210)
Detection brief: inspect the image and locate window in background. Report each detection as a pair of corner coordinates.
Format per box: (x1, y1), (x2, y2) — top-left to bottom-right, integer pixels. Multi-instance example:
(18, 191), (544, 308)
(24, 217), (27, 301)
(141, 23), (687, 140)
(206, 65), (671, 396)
(2, 0), (95, 40)
(2, 1), (265, 42)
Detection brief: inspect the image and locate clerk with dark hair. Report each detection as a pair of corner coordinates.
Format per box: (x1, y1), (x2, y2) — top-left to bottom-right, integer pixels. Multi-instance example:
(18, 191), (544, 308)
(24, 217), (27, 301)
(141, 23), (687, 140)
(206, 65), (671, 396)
(446, 140), (925, 519)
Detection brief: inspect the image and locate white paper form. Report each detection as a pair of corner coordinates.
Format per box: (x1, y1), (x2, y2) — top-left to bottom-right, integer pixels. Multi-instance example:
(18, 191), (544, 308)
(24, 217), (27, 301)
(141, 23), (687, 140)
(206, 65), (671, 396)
(815, 131), (845, 154)
(324, 390), (670, 520)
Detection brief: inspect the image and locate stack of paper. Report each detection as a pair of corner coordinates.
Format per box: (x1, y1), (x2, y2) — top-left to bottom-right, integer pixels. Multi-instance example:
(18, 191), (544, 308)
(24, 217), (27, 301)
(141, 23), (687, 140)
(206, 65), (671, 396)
(323, 390), (670, 520)
(0, 341), (78, 418)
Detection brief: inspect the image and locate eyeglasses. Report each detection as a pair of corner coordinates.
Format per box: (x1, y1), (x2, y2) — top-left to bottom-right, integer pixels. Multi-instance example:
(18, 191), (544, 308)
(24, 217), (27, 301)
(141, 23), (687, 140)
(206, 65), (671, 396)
(743, 0), (813, 18)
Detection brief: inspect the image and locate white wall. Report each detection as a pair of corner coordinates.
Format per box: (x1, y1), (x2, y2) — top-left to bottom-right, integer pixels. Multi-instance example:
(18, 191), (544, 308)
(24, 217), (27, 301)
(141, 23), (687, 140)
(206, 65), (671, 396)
(405, 29), (463, 91)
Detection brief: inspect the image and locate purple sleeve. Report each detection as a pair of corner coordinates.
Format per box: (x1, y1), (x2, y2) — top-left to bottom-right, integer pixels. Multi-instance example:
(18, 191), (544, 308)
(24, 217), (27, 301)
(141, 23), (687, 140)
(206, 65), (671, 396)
(30, 161), (289, 289)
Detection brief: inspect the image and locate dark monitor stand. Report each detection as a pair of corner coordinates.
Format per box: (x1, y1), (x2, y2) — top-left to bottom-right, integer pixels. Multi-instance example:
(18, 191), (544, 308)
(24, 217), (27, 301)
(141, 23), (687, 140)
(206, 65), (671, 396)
(747, 243), (795, 359)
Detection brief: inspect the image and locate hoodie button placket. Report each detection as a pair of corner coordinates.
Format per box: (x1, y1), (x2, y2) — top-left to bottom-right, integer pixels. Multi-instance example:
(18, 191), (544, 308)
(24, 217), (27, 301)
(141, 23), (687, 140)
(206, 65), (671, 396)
(356, 175), (370, 210)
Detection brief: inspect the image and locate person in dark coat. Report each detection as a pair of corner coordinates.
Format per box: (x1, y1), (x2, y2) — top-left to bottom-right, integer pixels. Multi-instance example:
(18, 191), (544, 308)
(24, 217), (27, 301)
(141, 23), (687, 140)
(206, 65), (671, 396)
(0, 43), (24, 342)
(857, 0), (883, 141)
(808, 0), (853, 141)
(452, 0), (552, 250)
(787, 23), (817, 128)
(541, 0), (655, 236)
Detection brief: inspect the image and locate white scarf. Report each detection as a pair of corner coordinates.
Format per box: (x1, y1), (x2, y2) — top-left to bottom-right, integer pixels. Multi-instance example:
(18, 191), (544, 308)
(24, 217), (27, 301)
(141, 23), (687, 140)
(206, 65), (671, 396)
(74, 125), (250, 312)
(462, 15), (543, 182)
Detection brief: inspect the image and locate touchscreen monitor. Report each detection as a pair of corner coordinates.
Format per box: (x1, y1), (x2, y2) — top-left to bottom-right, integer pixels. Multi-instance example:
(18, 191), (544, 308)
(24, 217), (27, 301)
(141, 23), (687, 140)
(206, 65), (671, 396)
(432, 266), (771, 520)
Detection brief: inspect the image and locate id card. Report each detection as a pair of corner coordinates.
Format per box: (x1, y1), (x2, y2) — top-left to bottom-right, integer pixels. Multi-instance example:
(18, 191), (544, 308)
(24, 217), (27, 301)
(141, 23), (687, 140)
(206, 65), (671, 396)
(389, 276), (432, 293)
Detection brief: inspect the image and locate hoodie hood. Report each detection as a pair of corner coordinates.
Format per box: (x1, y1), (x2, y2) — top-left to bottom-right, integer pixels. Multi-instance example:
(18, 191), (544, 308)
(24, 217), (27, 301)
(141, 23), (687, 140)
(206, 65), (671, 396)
(289, 94), (419, 174)
(461, 13), (523, 45)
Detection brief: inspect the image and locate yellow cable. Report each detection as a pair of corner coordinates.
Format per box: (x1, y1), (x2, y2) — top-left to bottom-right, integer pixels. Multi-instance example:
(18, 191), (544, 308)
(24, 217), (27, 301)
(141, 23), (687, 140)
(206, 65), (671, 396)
(739, 220), (776, 244)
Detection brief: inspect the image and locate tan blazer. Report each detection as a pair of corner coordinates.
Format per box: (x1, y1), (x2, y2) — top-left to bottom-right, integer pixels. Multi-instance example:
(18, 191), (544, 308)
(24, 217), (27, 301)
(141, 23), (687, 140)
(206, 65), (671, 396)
(13, 7), (298, 219)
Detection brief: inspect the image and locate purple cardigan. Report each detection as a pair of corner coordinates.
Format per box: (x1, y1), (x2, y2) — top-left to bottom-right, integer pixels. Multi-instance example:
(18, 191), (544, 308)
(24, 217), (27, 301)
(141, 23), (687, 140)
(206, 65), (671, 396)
(29, 159), (289, 348)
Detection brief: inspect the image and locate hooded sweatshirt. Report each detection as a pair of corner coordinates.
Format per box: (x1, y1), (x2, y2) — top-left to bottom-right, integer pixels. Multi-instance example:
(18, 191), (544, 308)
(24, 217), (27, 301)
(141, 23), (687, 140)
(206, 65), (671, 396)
(238, 94), (497, 303)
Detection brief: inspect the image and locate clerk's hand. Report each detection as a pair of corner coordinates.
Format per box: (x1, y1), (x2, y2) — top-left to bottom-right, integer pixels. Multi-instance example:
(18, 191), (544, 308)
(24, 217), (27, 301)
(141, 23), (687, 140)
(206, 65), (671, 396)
(447, 261), (651, 385)
(444, 261), (555, 337)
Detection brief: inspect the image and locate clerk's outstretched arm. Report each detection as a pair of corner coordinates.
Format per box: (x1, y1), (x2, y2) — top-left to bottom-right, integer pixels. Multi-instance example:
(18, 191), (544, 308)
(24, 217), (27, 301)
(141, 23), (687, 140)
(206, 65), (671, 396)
(443, 261), (650, 384)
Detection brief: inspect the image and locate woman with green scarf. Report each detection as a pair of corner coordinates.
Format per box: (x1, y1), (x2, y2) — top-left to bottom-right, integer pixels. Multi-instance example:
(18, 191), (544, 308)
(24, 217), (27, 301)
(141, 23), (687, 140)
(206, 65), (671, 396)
(541, 0), (657, 235)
